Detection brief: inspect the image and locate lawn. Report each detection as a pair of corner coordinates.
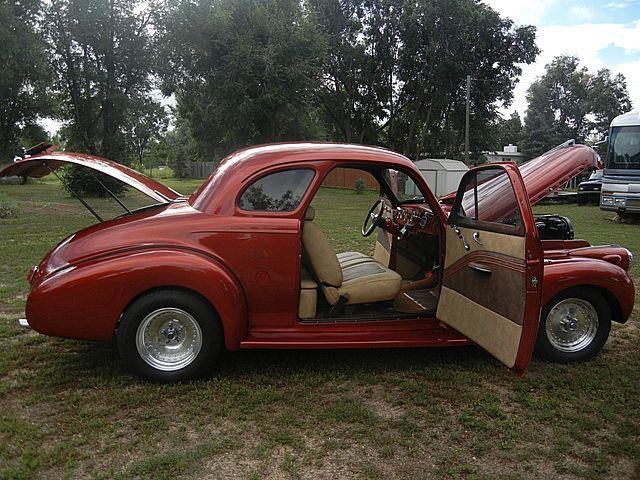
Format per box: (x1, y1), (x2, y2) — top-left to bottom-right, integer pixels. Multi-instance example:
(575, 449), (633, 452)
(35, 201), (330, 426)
(0, 179), (639, 479)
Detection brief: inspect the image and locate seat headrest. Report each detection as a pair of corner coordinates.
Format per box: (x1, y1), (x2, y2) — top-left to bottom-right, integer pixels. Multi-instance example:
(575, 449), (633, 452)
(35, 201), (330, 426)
(304, 206), (315, 221)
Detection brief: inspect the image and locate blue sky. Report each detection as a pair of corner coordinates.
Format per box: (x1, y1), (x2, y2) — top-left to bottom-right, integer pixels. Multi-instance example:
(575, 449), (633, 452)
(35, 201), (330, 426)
(484, 0), (640, 118)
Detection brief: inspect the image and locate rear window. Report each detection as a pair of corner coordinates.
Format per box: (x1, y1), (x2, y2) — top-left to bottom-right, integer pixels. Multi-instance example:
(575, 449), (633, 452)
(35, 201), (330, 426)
(239, 169), (315, 212)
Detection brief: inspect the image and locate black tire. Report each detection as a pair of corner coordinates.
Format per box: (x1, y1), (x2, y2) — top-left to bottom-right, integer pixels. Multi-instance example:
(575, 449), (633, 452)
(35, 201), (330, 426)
(534, 287), (611, 363)
(116, 289), (222, 382)
(577, 195), (584, 206)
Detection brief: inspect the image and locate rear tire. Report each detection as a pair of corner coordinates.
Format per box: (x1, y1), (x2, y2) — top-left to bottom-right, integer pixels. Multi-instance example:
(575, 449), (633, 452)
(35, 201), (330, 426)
(535, 287), (611, 363)
(116, 290), (222, 382)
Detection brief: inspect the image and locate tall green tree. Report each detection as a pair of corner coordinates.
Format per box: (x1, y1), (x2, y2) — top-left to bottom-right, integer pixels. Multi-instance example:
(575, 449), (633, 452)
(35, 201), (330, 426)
(158, 0), (327, 160)
(521, 56), (632, 158)
(495, 111), (523, 149)
(44, 0), (159, 161)
(0, 0), (51, 160)
(311, 0), (539, 161)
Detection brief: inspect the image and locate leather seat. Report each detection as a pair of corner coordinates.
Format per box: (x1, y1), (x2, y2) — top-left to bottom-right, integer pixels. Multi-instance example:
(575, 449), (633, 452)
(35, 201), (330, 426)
(302, 206), (402, 306)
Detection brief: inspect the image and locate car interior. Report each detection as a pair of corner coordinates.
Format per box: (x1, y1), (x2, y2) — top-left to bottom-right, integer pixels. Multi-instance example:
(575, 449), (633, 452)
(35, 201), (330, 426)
(298, 166), (442, 322)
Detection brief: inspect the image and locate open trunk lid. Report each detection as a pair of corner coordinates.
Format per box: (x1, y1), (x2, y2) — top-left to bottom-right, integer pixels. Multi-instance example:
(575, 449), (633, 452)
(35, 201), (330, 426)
(0, 151), (181, 203)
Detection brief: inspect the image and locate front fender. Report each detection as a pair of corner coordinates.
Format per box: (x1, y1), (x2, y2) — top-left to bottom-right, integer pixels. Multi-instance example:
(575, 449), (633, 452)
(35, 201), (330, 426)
(26, 248), (248, 349)
(542, 258), (635, 323)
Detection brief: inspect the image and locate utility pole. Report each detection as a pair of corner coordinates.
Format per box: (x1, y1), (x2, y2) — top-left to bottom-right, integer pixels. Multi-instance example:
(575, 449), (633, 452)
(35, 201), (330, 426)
(465, 75), (471, 164)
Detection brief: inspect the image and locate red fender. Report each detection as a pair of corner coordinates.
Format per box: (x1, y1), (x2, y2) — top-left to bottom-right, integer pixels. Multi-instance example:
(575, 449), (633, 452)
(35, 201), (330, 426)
(542, 258), (635, 323)
(26, 249), (249, 349)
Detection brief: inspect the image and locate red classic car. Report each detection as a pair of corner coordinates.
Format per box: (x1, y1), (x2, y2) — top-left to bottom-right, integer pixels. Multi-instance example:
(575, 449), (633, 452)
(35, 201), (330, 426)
(2, 142), (635, 381)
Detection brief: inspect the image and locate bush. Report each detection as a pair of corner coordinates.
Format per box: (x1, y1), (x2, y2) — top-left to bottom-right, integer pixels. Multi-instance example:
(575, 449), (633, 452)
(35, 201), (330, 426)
(354, 178), (366, 194)
(60, 166), (127, 197)
(0, 200), (17, 218)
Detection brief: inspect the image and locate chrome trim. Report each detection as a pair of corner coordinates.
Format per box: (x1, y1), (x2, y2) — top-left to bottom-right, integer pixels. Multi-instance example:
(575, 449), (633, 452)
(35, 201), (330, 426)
(18, 318), (30, 328)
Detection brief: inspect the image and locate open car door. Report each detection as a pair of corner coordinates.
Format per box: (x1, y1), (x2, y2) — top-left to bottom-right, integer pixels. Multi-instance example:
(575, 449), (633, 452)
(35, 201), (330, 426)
(436, 164), (543, 376)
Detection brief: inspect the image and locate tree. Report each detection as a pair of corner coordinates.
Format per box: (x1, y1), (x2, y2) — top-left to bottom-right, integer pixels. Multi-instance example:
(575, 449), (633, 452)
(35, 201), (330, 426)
(158, 0), (327, 160)
(310, 0), (539, 161)
(44, 0), (159, 162)
(127, 102), (169, 165)
(495, 111), (523, 149)
(0, 0), (51, 160)
(521, 56), (632, 158)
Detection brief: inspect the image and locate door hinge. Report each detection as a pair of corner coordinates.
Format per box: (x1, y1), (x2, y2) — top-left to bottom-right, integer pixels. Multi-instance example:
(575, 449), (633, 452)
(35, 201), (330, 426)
(531, 276), (539, 288)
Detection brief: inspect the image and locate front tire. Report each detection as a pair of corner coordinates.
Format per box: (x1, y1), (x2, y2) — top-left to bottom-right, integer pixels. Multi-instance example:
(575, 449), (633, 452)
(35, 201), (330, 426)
(535, 287), (611, 362)
(116, 290), (222, 382)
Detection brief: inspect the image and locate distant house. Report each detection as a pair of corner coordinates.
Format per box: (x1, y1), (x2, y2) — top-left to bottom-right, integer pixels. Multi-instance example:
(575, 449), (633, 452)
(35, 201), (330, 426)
(484, 144), (527, 164)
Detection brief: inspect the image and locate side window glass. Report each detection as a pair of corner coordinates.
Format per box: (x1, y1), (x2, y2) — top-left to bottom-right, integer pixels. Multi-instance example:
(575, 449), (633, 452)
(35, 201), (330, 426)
(454, 167), (523, 234)
(239, 169), (315, 212)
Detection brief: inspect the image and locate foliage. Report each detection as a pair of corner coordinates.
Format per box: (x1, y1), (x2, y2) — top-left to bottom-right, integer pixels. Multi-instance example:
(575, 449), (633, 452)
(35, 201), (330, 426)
(60, 165), (127, 197)
(158, 0), (327, 160)
(521, 56), (632, 158)
(0, 200), (18, 218)
(161, 121), (202, 179)
(311, 0), (539, 161)
(495, 112), (523, 150)
(354, 178), (366, 194)
(127, 102), (170, 164)
(43, 0), (159, 161)
(0, 0), (52, 160)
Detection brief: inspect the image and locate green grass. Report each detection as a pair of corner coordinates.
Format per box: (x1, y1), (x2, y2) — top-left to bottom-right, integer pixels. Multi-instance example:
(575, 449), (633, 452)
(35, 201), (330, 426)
(0, 180), (638, 479)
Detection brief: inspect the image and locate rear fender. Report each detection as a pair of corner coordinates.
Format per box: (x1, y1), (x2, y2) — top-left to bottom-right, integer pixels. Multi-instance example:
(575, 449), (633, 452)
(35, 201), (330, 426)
(26, 249), (248, 349)
(543, 259), (635, 323)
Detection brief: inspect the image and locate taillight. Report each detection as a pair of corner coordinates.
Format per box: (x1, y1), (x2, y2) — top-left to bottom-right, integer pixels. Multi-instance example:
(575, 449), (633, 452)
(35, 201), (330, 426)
(26, 265), (38, 283)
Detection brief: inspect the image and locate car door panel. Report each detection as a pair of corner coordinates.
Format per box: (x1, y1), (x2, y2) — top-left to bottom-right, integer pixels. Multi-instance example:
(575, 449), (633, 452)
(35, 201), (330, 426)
(436, 164), (543, 374)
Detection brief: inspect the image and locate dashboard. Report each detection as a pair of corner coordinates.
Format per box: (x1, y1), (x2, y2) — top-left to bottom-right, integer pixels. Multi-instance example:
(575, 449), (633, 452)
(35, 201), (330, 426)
(387, 204), (437, 236)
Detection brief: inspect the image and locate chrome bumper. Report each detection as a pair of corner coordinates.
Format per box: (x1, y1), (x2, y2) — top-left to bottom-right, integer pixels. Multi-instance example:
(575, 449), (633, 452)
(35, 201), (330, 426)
(18, 318), (30, 328)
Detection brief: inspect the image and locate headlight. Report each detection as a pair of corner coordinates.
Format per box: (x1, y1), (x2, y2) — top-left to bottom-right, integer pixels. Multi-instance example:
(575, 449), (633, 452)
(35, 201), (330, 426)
(601, 196), (614, 206)
(615, 197), (627, 206)
(626, 248), (634, 269)
(578, 186), (584, 191)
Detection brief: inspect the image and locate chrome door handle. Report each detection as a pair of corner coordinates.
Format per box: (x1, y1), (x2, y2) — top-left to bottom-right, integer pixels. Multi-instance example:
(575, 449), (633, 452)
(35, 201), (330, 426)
(453, 226), (470, 251)
(469, 262), (492, 275)
(472, 232), (482, 245)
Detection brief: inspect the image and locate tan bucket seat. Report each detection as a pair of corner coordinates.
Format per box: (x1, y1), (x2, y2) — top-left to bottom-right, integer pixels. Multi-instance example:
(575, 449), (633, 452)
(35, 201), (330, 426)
(302, 206), (402, 306)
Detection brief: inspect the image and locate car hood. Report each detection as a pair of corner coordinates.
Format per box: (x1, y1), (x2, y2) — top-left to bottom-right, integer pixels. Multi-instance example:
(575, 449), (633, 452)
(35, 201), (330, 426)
(0, 151), (181, 203)
(440, 144), (601, 206)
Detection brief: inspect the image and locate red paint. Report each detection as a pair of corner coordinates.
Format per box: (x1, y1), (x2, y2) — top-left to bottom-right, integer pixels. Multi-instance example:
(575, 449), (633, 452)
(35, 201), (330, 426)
(3, 143), (634, 375)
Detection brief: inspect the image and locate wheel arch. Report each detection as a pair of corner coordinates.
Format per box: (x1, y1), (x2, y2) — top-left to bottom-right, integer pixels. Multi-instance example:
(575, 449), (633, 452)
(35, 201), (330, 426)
(26, 247), (249, 348)
(117, 285), (223, 337)
(542, 260), (635, 324)
(543, 284), (625, 324)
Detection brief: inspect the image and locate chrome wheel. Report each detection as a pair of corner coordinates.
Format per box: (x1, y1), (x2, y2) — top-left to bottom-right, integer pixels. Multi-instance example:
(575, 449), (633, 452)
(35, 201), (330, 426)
(135, 307), (203, 371)
(545, 298), (598, 353)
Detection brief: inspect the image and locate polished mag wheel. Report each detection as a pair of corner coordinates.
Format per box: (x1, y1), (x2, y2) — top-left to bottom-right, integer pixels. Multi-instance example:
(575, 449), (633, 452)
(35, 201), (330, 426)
(136, 308), (203, 371)
(117, 290), (222, 382)
(535, 287), (611, 363)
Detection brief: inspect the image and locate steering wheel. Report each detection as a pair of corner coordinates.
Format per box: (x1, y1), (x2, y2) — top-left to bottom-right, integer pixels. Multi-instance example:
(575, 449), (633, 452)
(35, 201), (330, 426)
(362, 199), (385, 237)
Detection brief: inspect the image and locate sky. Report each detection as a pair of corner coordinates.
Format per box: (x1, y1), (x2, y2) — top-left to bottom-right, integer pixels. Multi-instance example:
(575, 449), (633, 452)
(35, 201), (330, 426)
(483, 0), (640, 119)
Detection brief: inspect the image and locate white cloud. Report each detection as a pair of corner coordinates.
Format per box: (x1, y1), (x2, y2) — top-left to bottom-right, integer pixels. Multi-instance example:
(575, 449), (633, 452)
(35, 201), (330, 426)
(501, 20), (640, 118)
(483, 0), (554, 25)
(569, 5), (595, 21)
(604, 0), (637, 9)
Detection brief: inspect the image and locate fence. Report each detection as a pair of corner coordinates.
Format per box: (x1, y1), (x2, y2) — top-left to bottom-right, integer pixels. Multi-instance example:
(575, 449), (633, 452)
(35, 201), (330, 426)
(188, 162), (217, 179)
(321, 168), (378, 190)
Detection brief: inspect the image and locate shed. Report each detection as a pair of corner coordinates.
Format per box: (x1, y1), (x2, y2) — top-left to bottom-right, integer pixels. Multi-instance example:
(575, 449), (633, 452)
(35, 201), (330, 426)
(407, 158), (469, 197)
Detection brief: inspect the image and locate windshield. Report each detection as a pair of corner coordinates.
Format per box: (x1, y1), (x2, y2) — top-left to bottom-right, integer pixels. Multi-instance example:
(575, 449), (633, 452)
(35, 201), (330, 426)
(608, 126), (640, 170)
(382, 168), (426, 203)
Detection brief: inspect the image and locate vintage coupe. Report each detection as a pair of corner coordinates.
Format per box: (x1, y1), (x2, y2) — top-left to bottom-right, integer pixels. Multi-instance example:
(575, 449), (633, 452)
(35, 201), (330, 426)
(2, 143), (635, 381)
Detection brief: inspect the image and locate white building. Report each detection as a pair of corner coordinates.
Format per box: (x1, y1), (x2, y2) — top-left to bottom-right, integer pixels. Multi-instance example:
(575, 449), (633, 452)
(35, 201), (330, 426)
(484, 144), (527, 164)
(406, 158), (469, 197)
